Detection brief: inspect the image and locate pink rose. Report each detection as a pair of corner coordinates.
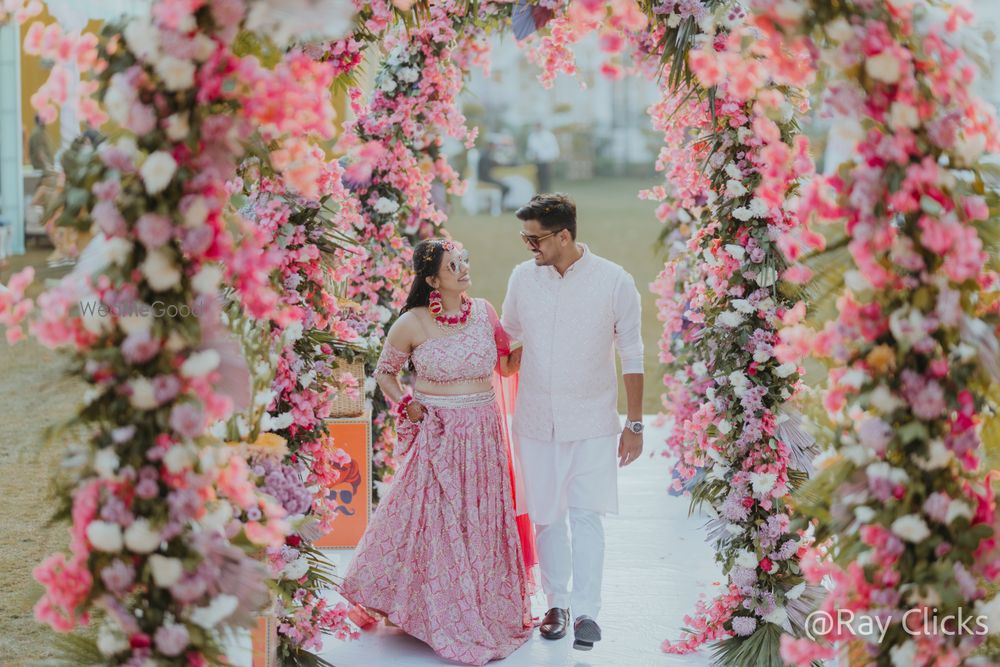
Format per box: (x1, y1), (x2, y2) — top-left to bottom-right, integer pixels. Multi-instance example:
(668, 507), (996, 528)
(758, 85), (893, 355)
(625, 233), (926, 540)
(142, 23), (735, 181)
(136, 213), (174, 249)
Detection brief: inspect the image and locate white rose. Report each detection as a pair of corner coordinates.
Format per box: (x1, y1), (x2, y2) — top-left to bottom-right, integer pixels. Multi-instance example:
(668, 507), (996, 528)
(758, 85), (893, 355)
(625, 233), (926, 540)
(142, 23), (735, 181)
(282, 557), (311, 581)
(725, 179), (747, 198)
(725, 244), (746, 261)
(129, 378), (158, 410)
(106, 237), (133, 266)
(891, 514), (930, 543)
(378, 76), (398, 93)
(974, 595), (1000, 636)
(124, 519), (162, 554)
(396, 66), (419, 83)
(103, 78), (131, 126)
(728, 371), (748, 387)
(200, 501), (233, 532)
(163, 444), (194, 474)
(140, 250), (182, 292)
(717, 311), (744, 328)
(865, 51), (902, 84)
(191, 34), (216, 62)
(717, 419), (732, 435)
(825, 17), (853, 42)
(667, 13), (681, 28)
(164, 113), (191, 142)
(97, 623), (129, 656)
(190, 594), (239, 629)
(183, 197), (209, 227)
(888, 102), (919, 130)
(374, 197), (400, 214)
(692, 361), (708, 376)
(191, 265), (222, 294)
(954, 132), (986, 166)
(149, 554), (184, 588)
(94, 448), (120, 479)
(725, 163), (742, 179)
(914, 439), (952, 471)
(840, 368), (867, 389)
(945, 500), (972, 525)
(774, 362), (797, 378)
(869, 384), (904, 413)
(755, 267), (778, 287)
(87, 521), (124, 552)
(181, 350), (220, 377)
(733, 206), (753, 221)
(735, 549), (757, 569)
(140, 151), (178, 195)
(890, 640), (918, 667)
(753, 350), (772, 363)
(123, 17), (160, 61)
(854, 506), (877, 523)
(155, 56), (196, 91)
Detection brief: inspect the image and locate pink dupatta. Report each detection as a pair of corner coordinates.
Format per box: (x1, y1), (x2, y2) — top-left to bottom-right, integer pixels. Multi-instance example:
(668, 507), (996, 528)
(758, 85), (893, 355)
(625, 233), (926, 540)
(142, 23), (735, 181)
(485, 301), (538, 577)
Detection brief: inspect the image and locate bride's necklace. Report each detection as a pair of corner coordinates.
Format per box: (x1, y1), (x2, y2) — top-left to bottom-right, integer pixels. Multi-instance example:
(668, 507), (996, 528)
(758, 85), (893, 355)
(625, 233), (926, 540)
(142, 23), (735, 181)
(432, 295), (472, 331)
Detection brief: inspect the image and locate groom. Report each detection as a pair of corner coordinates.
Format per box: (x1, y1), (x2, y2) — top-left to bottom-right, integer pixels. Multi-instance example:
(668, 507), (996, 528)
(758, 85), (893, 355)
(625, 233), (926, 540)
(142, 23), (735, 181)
(501, 193), (644, 650)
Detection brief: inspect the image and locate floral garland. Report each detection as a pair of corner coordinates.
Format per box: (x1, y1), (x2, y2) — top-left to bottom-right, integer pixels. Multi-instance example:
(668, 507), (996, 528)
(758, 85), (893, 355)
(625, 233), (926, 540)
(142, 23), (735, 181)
(0, 0), (40, 24)
(739, 1), (1000, 665)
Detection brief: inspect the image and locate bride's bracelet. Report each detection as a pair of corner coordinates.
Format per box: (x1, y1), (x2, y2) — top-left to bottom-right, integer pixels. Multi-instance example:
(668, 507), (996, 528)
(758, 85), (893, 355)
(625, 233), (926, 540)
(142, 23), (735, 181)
(396, 394), (415, 422)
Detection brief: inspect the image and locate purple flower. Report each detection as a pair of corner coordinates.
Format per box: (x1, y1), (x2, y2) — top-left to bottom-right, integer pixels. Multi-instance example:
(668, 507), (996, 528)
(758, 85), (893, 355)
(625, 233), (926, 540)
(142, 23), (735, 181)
(136, 213), (174, 249)
(170, 572), (208, 604)
(136, 478), (160, 500)
(731, 615), (757, 636)
(152, 374), (182, 403)
(101, 560), (135, 595)
(154, 623), (190, 657)
(169, 403), (205, 439)
(92, 201), (127, 237)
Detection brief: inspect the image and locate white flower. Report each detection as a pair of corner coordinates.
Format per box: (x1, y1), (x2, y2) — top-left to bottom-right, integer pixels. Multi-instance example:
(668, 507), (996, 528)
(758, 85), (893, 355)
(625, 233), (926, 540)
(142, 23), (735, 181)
(774, 0), (805, 20)
(866, 50), (902, 84)
(103, 76), (132, 127)
(733, 206), (753, 221)
(717, 311), (744, 328)
(955, 132), (986, 166)
(119, 309), (153, 335)
(842, 444), (873, 466)
(914, 439), (952, 471)
(725, 179), (748, 198)
(94, 448), (120, 479)
(191, 33), (216, 62)
(123, 17), (160, 61)
(974, 595), (1000, 636)
(87, 521), (124, 552)
(891, 514), (930, 543)
(106, 237), (133, 266)
(737, 127), (753, 144)
(140, 151), (178, 195)
(140, 250), (182, 292)
(97, 623), (129, 656)
(692, 361), (708, 376)
(282, 557), (310, 581)
(190, 594), (239, 629)
(725, 244), (746, 261)
(376, 305), (393, 324)
(149, 554), (184, 588)
(284, 321), (304, 342)
(840, 368), (867, 389)
(755, 267), (778, 287)
(753, 350), (772, 363)
(183, 197), (209, 227)
(396, 66), (419, 83)
(717, 419), (732, 435)
(378, 75), (398, 93)
(724, 163), (742, 179)
(890, 640), (918, 667)
(129, 378), (158, 409)
(867, 462), (909, 485)
(945, 500), (972, 525)
(825, 17), (854, 42)
(254, 388), (278, 407)
(774, 362), (797, 378)
(844, 269), (872, 293)
(888, 102), (919, 130)
(124, 519), (161, 554)
(728, 371), (748, 388)
(164, 113), (191, 142)
(200, 501), (233, 532)
(869, 384), (904, 413)
(181, 350), (221, 378)
(373, 197), (400, 214)
(155, 56), (196, 91)
(191, 265), (222, 294)
(854, 506), (877, 523)
(735, 549), (757, 569)
(163, 444), (194, 474)
(764, 605), (789, 628)
(667, 12), (681, 28)
(786, 582), (806, 600)
(751, 472), (778, 496)
(748, 197), (769, 218)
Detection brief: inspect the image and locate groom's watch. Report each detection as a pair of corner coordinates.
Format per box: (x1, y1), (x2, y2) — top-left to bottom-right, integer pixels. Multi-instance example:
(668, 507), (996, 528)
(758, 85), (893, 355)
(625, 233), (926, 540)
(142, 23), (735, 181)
(625, 419), (645, 434)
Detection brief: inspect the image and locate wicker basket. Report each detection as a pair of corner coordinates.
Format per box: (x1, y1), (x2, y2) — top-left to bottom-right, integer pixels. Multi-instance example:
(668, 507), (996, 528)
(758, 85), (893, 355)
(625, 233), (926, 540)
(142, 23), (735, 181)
(329, 357), (366, 417)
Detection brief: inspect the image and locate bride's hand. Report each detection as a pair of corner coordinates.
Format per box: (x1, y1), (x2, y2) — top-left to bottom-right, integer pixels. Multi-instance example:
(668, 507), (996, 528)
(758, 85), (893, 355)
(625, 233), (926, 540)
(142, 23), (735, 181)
(405, 400), (426, 423)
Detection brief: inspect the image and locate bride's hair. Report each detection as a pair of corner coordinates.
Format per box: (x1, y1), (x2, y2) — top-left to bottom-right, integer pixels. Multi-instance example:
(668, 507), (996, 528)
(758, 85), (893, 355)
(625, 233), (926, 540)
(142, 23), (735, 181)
(402, 239), (447, 314)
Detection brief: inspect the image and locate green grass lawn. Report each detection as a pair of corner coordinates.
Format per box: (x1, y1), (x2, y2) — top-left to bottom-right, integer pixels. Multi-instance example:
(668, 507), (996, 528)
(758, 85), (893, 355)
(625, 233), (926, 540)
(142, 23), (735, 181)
(444, 177), (668, 414)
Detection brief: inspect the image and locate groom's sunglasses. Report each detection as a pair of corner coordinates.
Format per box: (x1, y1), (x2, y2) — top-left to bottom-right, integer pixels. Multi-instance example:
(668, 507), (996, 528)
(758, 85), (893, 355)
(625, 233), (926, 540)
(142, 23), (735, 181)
(520, 229), (564, 250)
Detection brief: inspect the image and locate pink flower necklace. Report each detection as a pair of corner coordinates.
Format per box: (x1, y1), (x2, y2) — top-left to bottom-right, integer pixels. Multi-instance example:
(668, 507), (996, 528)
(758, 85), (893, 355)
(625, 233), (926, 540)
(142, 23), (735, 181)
(429, 290), (472, 330)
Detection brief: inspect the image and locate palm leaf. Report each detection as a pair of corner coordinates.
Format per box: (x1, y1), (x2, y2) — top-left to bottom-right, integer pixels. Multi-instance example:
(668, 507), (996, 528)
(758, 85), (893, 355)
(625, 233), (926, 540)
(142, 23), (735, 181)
(709, 622), (786, 667)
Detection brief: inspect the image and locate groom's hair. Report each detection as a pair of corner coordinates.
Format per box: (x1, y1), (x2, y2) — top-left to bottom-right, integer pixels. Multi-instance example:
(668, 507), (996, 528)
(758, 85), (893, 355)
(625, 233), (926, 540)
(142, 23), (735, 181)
(516, 193), (576, 239)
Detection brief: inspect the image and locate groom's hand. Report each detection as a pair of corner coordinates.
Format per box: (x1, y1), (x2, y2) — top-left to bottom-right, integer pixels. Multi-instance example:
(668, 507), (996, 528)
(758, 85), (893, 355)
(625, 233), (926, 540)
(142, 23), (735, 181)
(618, 429), (643, 467)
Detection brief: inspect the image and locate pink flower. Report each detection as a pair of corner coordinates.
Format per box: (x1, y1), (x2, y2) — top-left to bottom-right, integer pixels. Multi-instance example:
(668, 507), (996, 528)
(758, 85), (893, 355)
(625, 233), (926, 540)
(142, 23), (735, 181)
(121, 329), (162, 364)
(33, 553), (92, 632)
(136, 213), (174, 249)
(169, 402), (205, 438)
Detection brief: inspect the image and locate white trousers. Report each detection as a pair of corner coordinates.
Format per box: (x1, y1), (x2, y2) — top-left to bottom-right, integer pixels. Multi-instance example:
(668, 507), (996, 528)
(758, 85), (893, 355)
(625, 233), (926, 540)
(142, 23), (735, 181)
(535, 506), (605, 620)
(514, 433), (618, 621)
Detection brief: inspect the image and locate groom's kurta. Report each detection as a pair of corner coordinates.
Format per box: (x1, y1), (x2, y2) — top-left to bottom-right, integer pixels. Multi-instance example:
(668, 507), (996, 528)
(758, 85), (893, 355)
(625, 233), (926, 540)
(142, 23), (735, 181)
(501, 244), (643, 523)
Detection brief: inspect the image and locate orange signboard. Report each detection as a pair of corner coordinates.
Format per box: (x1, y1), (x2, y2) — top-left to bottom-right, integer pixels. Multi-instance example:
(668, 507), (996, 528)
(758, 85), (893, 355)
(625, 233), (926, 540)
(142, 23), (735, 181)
(250, 614), (277, 667)
(314, 413), (372, 549)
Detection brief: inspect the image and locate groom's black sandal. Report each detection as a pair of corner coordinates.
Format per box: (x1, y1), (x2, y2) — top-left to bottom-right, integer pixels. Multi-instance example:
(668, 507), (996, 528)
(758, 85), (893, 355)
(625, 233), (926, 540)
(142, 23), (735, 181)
(572, 616), (602, 651)
(539, 607), (570, 640)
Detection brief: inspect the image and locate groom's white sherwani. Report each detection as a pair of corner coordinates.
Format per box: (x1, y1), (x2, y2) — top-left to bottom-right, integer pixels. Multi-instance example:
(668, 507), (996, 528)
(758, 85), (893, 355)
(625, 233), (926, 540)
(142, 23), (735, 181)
(501, 244), (643, 621)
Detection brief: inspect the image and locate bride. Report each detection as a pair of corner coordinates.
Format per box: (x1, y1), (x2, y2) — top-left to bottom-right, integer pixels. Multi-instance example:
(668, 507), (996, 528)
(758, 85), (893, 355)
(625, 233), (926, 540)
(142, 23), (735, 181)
(338, 238), (536, 665)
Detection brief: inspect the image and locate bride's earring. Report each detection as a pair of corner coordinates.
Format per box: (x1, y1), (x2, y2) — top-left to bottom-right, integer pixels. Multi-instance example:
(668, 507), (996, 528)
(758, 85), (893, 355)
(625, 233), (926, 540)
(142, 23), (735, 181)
(428, 289), (443, 315)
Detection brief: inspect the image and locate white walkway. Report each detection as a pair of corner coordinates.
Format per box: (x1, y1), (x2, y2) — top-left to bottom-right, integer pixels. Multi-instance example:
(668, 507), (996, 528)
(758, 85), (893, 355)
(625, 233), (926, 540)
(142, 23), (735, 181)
(315, 421), (722, 667)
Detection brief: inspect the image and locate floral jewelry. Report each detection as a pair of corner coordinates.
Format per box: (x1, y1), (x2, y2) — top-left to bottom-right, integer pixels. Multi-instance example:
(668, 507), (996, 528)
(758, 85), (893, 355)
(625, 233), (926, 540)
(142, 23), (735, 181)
(396, 394), (415, 422)
(434, 294), (472, 329)
(428, 289), (443, 315)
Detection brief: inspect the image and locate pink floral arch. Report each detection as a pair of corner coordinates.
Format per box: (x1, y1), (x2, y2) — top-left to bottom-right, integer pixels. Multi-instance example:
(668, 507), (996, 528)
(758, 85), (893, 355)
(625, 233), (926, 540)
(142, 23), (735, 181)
(1, 1), (999, 665)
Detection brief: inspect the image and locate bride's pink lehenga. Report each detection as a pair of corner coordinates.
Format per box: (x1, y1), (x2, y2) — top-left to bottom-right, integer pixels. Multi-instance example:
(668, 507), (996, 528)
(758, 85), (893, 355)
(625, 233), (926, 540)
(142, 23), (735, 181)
(338, 299), (535, 666)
